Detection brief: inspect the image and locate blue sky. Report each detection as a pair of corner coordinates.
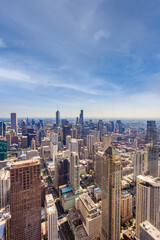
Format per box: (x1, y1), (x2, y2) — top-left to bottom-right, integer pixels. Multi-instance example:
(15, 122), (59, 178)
(1, 0), (160, 118)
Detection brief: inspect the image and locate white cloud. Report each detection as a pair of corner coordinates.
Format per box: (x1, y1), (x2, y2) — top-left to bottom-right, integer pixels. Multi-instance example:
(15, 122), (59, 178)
(94, 30), (110, 41)
(0, 38), (6, 48)
(0, 68), (37, 83)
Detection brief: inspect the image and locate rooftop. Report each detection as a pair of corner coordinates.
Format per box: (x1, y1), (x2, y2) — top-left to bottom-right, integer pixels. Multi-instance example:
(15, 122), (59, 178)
(140, 220), (160, 239)
(137, 175), (160, 187)
(61, 185), (73, 194)
(79, 193), (96, 212)
(104, 146), (119, 156)
(10, 158), (40, 169)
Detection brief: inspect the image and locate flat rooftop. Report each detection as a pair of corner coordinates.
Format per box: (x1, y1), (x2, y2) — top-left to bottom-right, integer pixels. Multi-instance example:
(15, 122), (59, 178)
(137, 175), (160, 187)
(79, 193), (96, 212)
(46, 194), (57, 214)
(140, 220), (160, 239)
(10, 158), (40, 169)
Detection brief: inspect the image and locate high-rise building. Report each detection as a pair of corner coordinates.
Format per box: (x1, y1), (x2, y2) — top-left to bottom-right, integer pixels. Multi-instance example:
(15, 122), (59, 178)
(45, 194), (58, 240)
(6, 134), (11, 151)
(11, 113), (17, 134)
(102, 135), (111, 152)
(63, 125), (70, 145)
(121, 191), (133, 225)
(0, 121), (3, 137)
(10, 159), (41, 240)
(56, 110), (60, 128)
(22, 120), (27, 134)
(70, 152), (80, 192)
(144, 143), (159, 178)
(0, 140), (7, 161)
(0, 168), (10, 209)
(136, 175), (160, 238)
(133, 150), (144, 181)
(66, 135), (71, 149)
(69, 139), (78, 160)
(115, 120), (123, 134)
(139, 221), (160, 240)
(95, 151), (103, 188)
(79, 110), (84, 126)
(55, 158), (70, 190)
(71, 128), (77, 139)
(146, 120), (157, 145)
(101, 147), (121, 240)
(87, 135), (95, 158)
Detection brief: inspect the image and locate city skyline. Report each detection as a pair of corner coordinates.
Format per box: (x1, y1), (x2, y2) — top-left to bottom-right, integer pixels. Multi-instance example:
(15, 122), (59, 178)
(1, 1), (160, 118)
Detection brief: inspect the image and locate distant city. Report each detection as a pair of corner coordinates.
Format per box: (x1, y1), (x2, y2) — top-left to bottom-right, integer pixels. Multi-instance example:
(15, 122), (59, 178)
(0, 110), (160, 240)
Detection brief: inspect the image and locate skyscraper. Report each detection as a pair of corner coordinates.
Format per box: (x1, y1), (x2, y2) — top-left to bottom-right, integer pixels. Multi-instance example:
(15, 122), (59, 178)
(70, 152), (80, 192)
(101, 147), (121, 240)
(144, 143), (159, 178)
(45, 194), (58, 240)
(22, 120), (27, 134)
(0, 140), (7, 161)
(87, 135), (95, 158)
(11, 113), (17, 134)
(69, 138), (78, 160)
(0, 121), (3, 137)
(10, 159), (41, 240)
(79, 110), (83, 126)
(146, 120), (157, 145)
(56, 110), (60, 128)
(136, 175), (160, 238)
(63, 125), (70, 145)
(133, 150), (144, 182)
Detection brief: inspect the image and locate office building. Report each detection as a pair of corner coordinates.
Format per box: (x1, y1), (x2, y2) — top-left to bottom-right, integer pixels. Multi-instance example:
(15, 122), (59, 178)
(79, 110), (84, 126)
(71, 128), (77, 139)
(146, 120), (157, 145)
(102, 135), (111, 151)
(10, 159), (41, 240)
(101, 147), (121, 240)
(0, 169), (10, 209)
(87, 135), (95, 158)
(121, 191), (133, 225)
(0, 141), (7, 161)
(75, 193), (101, 239)
(144, 143), (159, 177)
(22, 120), (27, 134)
(50, 133), (58, 145)
(133, 150), (144, 181)
(69, 139), (78, 159)
(6, 134), (11, 151)
(0, 122), (3, 137)
(66, 135), (71, 149)
(11, 113), (17, 134)
(55, 158), (69, 190)
(56, 110), (60, 128)
(70, 153), (80, 192)
(45, 194), (58, 240)
(115, 120), (123, 134)
(95, 151), (103, 188)
(63, 125), (70, 145)
(0, 207), (11, 240)
(140, 221), (160, 240)
(21, 136), (28, 148)
(136, 175), (160, 238)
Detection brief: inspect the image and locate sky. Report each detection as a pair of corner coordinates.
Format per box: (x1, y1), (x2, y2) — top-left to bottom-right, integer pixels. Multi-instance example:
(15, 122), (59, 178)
(1, 0), (160, 118)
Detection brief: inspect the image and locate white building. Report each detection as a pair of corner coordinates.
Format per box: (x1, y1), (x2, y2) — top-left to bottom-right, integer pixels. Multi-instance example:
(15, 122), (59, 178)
(69, 139), (78, 161)
(140, 220), (160, 240)
(136, 175), (160, 238)
(0, 169), (10, 209)
(45, 194), (58, 240)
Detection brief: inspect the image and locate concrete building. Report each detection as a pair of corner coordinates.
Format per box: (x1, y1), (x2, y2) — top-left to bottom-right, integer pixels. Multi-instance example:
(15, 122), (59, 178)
(50, 142), (57, 165)
(66, 135), (71, 149)
(71, 128), (77, 139)
(136, 175), (160, 238)
(101, 147), (121, 240)
(133, 150), (144, 181)
(70, 153), (80, 192)
(0, 169), (10, 209)
(140, 220), (160, 240)
(146, 120), (157, 145)
(11, 113), (17, 134)
(69, 139), (78, 160)
(26, 149), (38, 160)
(22, 120), (27, 134)
(75, 193), (101, 239)
(87, 135), (95, 158)
(45, 194), (58, 240)
(21, 136), (28, 148)
(55, 158), (69, 190)
(121, 191), (133, 225)
(0, 207), (11, 240)
(144, 143), (159, 178)
(95, 151), (103, 188)
(5, 134), (11, 151)
(50, 133), (58, 145)
(102, 135), (111, 152)
(10, 159), (41, 240)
